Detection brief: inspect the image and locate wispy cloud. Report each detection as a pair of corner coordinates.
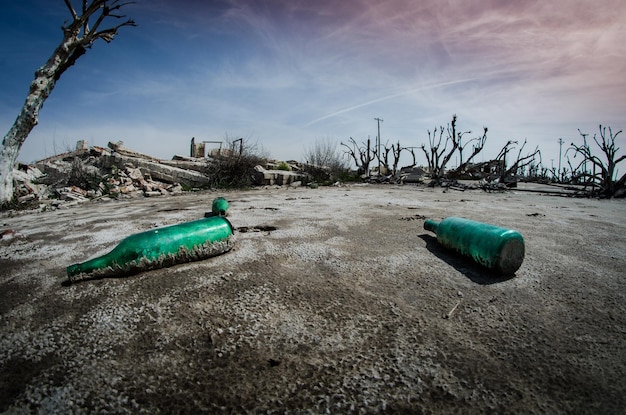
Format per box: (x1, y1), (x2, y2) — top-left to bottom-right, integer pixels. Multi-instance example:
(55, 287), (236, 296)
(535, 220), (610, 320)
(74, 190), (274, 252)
(305, 77), (485, 127)
(2, 0), (625, 165)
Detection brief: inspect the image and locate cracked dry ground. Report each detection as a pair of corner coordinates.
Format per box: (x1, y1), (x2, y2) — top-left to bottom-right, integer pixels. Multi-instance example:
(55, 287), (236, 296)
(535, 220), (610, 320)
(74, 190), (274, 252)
(1, 184), (625, 414)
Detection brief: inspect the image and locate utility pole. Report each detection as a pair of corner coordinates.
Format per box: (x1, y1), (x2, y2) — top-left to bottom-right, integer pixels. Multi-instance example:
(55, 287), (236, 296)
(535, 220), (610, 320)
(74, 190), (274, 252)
(374, 117), (383, 174)
(558, 138), (564, 177)
(580, 131), (588, 174)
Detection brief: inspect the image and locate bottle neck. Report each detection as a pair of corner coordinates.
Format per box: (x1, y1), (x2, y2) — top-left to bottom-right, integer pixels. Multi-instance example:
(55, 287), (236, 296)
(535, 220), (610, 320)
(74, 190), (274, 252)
(424, 219), (439, 233)
(67, 254), (111, 278)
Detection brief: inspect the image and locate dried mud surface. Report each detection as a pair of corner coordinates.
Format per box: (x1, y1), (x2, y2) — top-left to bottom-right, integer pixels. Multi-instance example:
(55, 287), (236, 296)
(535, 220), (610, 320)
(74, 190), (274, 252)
(1, 184), (625, 414)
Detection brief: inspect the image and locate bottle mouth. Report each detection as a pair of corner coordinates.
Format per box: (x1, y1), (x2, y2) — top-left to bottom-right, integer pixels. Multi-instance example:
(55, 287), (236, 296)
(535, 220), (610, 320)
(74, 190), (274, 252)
(66, 264), (80, 277)
(423, 219), (438, 232)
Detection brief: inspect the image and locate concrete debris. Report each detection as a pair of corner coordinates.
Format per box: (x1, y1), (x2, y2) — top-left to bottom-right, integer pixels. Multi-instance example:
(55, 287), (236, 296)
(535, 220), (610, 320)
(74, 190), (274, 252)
(253, 165), (307, 186)
(0, 228), (22, 242)
(99, 148), (213, 188)
(9, 140), (308, 211)
(57, 186), (88, 200)
(399, 166), (426, 184)
(161, 157), (208, 173)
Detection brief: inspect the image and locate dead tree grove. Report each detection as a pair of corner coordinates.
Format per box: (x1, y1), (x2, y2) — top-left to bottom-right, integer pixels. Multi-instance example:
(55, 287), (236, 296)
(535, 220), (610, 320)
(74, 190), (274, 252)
(568, 125), (625, 197)
(0, 0), (135, 206)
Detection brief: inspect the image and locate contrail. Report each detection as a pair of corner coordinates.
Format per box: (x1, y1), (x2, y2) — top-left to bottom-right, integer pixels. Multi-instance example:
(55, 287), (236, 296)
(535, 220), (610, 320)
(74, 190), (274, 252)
(304, 77), (481, 127)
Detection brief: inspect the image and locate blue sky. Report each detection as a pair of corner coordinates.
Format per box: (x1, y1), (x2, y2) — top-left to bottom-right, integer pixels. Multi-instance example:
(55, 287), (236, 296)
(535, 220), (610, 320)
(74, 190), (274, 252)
(1, 0), (625, 169)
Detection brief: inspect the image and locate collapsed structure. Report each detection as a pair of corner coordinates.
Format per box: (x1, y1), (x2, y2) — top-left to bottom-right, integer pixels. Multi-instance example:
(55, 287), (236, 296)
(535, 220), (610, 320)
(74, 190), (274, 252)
(10, 140), (306, 210)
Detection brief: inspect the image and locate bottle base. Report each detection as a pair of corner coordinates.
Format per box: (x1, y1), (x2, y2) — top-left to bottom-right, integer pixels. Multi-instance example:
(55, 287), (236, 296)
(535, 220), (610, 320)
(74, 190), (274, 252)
(496, 238), (525, 275)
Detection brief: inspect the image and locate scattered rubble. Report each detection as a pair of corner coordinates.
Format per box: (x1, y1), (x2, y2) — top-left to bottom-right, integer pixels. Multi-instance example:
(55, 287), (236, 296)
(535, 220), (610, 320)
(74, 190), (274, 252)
(9, 137), (602, 212)
(7, 140), (308, 211)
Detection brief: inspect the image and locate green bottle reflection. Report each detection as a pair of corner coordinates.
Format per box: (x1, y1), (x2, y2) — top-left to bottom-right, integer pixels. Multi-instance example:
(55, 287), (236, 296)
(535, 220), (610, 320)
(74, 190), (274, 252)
(67, 215), (234, 282)
(424, 217), (525, 275)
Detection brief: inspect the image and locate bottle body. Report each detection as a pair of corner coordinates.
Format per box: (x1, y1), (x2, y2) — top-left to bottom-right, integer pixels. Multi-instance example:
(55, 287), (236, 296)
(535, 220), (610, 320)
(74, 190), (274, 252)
(67, 216), (234, 281)
(424, 216), (524, 275)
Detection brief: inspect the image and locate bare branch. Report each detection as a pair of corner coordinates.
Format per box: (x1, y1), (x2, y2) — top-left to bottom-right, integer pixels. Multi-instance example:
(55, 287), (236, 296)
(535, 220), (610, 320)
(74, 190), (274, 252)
(438, 115), (460, 176)
(64, 0), (78, 20)
(90, 19), (136, 43)
(457, 127), (488, 172)
(85, 1), (135, 40)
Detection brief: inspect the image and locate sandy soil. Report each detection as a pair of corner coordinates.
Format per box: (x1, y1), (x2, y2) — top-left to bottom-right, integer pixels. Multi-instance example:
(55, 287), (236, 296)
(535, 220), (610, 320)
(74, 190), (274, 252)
(1, 183), (625, 414)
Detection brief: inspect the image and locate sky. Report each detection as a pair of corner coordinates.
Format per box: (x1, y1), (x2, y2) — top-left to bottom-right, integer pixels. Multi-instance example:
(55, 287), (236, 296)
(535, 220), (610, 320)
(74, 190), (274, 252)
(1, 0), (625, 169)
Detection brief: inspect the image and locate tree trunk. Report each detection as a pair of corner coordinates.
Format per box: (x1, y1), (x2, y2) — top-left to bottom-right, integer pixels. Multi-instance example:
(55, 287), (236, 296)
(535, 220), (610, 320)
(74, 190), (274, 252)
(0, 1), (135, 206)
(0, 28), (81, 205)
(0, 75), (56, 205)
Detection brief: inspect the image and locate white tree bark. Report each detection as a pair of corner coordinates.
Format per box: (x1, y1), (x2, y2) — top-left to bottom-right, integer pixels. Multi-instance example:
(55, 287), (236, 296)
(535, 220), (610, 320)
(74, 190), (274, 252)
(0, 0), (134, 206)
(1, 40), (70, 204)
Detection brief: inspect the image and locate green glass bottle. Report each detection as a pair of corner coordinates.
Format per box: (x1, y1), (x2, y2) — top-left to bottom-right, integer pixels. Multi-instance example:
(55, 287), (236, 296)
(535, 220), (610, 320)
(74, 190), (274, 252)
(211, 197), (229, 216)
(424, 216), (525, 275)
(67, 215), (235, 282)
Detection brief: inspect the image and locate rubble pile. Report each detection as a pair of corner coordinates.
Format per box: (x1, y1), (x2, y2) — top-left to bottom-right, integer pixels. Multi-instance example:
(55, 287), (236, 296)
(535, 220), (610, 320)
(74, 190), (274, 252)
(9, 140), (307, 211)
(252, 164), (307, 186)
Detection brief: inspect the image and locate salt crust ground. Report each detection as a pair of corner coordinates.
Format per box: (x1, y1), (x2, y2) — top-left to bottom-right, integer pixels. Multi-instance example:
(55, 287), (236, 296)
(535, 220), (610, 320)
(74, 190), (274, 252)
(1, 183), (625, 414)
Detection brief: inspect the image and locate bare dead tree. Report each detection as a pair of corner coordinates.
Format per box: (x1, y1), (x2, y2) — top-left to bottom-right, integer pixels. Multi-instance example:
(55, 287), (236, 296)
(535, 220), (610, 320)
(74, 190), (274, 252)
(378, 141), (392, 174)
(454, 127), (488, 173)
(526, 162), (540, 179)
(390, 141), (404, 176)
(341, 137), (375, 175)
(0, 0), (136, 206)
(420, 115), (463, 181)
(566, 152), (591, 185)
(376, 140), (404, 177)
(568, 125), (625, 197)
(421, 126), (444, 177)
(380, 140), (413, 178)
(404, 147), (418, 168)
(492, 140), (515, 181)
(494, 139), (541, 184)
